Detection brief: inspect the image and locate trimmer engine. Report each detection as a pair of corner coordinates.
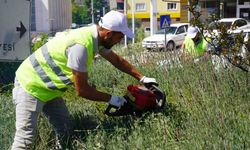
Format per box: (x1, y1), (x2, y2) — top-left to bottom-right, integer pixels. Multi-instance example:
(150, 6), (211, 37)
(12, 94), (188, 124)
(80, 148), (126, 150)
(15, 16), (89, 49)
(105, 84), (166, 116)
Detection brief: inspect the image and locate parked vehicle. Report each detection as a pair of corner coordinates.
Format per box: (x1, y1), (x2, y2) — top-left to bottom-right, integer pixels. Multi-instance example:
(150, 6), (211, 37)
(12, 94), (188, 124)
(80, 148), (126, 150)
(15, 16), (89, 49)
(209, 27), (250, 72)
(232, 28), (250, 55)
(218, 18), (248, 30)
(206, 18), (249, 37)
(235, 24), (250, 30)
(142, 23), (189, 51)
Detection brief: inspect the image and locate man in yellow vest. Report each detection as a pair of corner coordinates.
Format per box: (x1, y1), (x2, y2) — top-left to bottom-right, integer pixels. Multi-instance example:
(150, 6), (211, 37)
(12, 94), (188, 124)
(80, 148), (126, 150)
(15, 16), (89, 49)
(181, 26), (209, 62)
(12, 10), (157, 149)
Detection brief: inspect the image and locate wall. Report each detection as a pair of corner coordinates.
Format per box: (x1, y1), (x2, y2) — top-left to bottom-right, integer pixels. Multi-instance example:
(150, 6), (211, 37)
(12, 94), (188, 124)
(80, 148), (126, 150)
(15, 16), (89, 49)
(125, 0), (180, 30)
(35, 0), (50, 32)
(49, 0), (72, 31)
(126, 0), (180, 19)
(34, 0), (72, 32)
(109, 0), (117, 10)
(180, 0), (189, 23)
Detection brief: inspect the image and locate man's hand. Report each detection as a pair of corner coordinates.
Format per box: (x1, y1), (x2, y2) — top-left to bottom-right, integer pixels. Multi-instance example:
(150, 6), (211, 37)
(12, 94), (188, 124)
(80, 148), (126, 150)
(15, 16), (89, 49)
(140, 76), (157, 85)
(109, 95), (127, 108)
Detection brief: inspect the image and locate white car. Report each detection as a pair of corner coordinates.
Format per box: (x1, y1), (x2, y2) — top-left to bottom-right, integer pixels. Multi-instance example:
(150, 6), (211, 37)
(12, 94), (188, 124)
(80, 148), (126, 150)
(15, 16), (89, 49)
(142, 23), (189, 51)
(206, 18), (249, 37)
(235, 23), (250, 30)
(210, 27), (250, 72)
(232, 28), (250, 57)
(218, 18), (248, 29)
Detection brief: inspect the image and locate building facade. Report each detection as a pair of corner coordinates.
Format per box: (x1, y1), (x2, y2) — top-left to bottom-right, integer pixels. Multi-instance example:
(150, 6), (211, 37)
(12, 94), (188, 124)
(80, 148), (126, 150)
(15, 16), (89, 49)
(126, 0), (181, 29)
(31, 0), (72, 33)
(109, 0), (180, 30)
(109, 0), (124, 12)
(74, 0), (84, 5)
(224, 0), (250, 21)
(180, 0), (250, 23)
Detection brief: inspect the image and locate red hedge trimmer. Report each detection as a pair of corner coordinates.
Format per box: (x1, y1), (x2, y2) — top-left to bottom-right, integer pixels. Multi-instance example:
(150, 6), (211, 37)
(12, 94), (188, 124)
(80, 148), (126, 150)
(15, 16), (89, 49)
(104, 84), (166, 117)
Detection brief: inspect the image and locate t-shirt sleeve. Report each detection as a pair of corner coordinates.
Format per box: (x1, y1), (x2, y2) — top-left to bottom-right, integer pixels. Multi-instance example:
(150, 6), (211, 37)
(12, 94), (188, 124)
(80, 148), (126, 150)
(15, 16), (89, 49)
(66, 44), (88, 72)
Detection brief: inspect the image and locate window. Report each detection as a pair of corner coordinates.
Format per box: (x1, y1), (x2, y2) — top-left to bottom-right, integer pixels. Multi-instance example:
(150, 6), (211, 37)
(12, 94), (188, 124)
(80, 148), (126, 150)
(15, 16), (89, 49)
(239, 0), (250, 5)
(234, 19), (248, 28)
(117, 2), (124, 10)
(184, 25), (189, 31)
(156, 27), (177, 34)
(31, 0), (36, 31)
(167, 3), (177, 10)
(136, 3), (146, 12)
(176, 26), (185, 34)
(144, 27), (150, 32)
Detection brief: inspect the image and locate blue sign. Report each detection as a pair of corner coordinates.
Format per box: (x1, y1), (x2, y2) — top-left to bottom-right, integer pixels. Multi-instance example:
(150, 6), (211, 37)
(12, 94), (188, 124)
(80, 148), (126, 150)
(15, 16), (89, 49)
(160, 15), (171, 29)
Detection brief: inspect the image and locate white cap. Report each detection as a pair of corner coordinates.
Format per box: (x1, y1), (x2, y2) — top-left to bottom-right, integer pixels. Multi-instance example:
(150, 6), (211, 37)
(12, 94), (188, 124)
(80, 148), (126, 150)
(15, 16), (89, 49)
(187, 26), (199, 38)
(99, 10), (134, 38)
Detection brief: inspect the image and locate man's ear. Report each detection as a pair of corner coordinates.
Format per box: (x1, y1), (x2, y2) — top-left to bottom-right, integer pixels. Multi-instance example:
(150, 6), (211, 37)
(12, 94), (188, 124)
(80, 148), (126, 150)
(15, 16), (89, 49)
(105, 30), (113, 39)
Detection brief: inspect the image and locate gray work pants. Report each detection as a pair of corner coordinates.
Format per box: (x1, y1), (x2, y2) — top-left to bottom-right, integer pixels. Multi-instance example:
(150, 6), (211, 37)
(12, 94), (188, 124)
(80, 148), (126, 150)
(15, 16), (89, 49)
(11, 79), (73, 150)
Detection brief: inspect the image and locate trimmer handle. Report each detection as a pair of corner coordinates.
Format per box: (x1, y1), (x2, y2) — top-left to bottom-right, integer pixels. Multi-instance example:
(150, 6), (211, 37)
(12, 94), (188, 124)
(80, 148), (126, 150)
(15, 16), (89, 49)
(104, 96), (135, 116)
(104, 96), (128, 116)
(104, 104), (118, 116)
(144, 83), (166, 109)
(144, 82), (159, 89)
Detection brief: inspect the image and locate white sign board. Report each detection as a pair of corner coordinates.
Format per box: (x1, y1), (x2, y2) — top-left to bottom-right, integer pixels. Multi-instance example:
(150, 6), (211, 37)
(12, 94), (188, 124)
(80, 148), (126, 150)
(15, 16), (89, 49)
(0, 0), (31, 61)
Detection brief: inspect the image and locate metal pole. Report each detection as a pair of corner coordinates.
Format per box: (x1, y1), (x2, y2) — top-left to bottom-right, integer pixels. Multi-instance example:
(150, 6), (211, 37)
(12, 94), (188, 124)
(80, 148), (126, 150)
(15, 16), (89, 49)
(236, 0), (239, 18)
(164, 28), (167, 51)
(103, 6), (105, 16)
(188, 1), (191, 22)
(150, 0), (157, 36)
(91, 0), (94, 24)
(219, 2), (221, 18)
(124, 0), (127, 47)
(150, 0), (153, 36)
(132, 0), (135, 44)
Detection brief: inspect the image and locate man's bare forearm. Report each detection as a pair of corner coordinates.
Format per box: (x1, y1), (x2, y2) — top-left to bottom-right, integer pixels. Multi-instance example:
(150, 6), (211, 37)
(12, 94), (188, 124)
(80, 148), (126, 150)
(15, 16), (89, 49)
(101, 51), (143, 80)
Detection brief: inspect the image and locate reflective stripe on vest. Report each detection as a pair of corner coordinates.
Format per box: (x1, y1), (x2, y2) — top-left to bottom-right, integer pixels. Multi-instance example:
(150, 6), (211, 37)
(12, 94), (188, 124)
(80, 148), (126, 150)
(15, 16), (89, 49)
(40, 45), (71, 85)
(29, 46), (68, 92)
(16, 26), (95, 101)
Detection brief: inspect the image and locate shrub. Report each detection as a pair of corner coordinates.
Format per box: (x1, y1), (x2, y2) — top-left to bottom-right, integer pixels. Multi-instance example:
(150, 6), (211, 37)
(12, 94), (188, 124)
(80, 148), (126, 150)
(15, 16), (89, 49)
(32, 33), (48, 52)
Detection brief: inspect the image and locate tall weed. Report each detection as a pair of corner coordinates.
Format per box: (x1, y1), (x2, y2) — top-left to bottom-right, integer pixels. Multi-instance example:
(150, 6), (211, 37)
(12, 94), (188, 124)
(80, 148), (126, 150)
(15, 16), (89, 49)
(0, 44), (249, 149)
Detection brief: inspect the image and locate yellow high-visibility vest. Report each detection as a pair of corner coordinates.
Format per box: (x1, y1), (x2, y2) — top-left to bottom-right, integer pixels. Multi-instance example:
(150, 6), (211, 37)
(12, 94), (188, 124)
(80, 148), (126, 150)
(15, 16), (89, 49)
(16, 26), (95, 102)
(184, 36), (207, 57)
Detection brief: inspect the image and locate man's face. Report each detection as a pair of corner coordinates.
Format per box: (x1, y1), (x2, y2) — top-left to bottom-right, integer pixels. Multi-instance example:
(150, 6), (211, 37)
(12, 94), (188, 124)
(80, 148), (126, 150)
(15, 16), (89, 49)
(192, 32), (201, 43)
(102, 31), (124, 49)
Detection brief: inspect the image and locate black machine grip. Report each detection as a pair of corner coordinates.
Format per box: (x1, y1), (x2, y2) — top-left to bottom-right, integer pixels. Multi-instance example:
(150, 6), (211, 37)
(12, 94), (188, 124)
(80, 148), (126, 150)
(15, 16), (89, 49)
(144, 83), (166, 109)
(104, 96), (137, 116)
(153, 85), (166, 108)
(104, 104), (118, 116)
(144, 82), (159, 89)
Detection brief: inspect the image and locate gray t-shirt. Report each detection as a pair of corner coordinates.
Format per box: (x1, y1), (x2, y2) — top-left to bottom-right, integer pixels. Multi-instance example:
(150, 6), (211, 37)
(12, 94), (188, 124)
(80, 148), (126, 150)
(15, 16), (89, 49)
(66, 44), (88, 72)
(66, 25), (111, 72)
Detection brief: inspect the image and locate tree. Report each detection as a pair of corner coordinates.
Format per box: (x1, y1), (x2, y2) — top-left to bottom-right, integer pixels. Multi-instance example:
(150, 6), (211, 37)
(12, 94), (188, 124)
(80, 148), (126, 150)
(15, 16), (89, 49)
(71, 0), (109, 24)
(188, 0), (250, 72)
(71, 0), (91, 24)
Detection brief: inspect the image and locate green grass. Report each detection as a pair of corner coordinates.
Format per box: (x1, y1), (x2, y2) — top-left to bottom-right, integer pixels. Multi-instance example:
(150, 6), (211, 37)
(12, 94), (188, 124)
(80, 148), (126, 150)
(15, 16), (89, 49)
(0, 44), (249, 149)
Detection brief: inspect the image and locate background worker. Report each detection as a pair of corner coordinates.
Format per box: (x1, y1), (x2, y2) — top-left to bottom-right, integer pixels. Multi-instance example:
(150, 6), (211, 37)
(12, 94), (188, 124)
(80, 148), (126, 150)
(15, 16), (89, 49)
(181, 26), (210, 62)
(11, 10), (157, 149)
